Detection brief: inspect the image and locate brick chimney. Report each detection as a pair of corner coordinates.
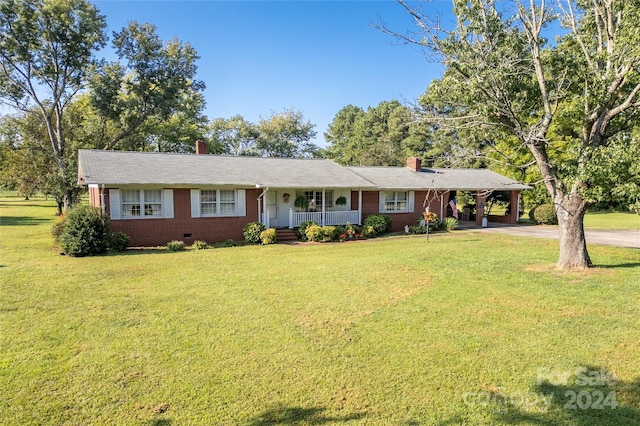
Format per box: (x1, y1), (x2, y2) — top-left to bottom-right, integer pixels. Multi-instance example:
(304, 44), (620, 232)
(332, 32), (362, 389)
(195, 139), (207, 155)
(407, 157), (422, 172)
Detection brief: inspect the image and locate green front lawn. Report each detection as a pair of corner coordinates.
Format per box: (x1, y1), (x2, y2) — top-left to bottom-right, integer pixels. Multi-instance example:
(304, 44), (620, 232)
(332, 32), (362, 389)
(1, 196), (639, 425)
(584, 210), (640, 230)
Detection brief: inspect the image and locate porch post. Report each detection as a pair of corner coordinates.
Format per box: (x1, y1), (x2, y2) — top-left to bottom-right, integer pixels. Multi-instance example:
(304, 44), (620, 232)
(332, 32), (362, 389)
(289, 208), (294, 229)
(263, 193), (269, 228)
(358, 189), (362, 225)
(321, 188), (326, 226)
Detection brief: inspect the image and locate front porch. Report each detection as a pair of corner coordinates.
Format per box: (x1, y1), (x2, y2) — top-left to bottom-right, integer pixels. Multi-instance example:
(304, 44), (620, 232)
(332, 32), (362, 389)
(257, 188), (363, 229)
(287, 209), (360, 228)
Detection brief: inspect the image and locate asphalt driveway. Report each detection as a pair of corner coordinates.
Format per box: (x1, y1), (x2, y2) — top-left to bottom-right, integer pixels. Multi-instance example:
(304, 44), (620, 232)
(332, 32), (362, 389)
(456, 221), (640, 249)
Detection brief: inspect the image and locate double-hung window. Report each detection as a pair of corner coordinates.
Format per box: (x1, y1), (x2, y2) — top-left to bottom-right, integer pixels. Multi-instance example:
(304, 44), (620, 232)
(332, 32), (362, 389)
(199, 189), (237, 216)
(383, 191), (409, 212)
(121, 189), (163, 218)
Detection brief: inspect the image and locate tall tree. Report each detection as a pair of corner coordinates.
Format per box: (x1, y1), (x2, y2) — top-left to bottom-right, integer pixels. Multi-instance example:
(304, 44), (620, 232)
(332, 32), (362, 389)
(323, 100), (425, 166)
(382, 0), (640, 269)
(0, 0), (107, 214)
(88, 21), (206, 152)
(255, 109), (318, 158)
(208, 115), (259, 156)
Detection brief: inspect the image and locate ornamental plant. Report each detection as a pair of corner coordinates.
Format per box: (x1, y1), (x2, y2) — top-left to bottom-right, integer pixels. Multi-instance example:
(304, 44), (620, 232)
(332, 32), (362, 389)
(243, 221), (266, 244)
(167, 240), (185, 251)
(297, 220), (317, 241)
(423, 211), (438, 223)
(305, 224), (324, 242)
(260, 228), (277, 245)
(363, 214), (392, 235)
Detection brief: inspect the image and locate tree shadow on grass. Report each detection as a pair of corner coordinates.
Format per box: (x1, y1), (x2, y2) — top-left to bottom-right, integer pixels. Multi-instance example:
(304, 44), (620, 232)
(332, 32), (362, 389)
(147, 420), (172, 426)
(491, 365), (640, 425)
(246, 405), (366, 425)
(0, 215), (51, 226)
(594, 263), (640, 269)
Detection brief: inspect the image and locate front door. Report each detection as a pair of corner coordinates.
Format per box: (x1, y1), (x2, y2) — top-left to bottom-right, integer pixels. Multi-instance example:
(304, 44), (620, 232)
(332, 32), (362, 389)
(267, 191), (279, 227)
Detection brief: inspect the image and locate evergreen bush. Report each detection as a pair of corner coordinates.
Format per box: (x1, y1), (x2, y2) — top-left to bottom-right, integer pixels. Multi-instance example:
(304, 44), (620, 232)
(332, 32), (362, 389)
(363, 214), (392, 234)
(533, 203), (557, 225)
(243, 221), (266, 244)
(58, 205), (110, 257)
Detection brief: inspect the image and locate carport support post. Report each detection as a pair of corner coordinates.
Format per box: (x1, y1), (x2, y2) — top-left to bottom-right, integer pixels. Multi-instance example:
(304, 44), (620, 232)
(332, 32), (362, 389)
(511, 191), (520, 224)
(475, 194), (487, 226)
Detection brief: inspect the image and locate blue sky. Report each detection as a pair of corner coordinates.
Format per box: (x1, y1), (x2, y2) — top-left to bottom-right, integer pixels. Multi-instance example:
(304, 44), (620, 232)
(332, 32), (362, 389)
(92, 1), (453, 146)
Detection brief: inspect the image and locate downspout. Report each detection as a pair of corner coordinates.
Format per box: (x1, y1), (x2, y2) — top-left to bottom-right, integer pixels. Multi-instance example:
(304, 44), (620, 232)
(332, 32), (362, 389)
(256, 185), (269, 225)
(358, 189), (362, 225)
(100, 184), (106, 215)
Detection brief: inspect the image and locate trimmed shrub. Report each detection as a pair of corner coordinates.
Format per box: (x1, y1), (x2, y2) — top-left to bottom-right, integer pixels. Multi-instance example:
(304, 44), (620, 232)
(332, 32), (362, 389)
(243, 221), (266, 244)
(260, 228), (277, 245)
(364, 214), (392, 235)
(58, 205), (110, 257)
(191, 240), (209, 250)
(322, 225), (339, 241)
(305, 224), (325, 242)
(167, 240), (185, 251)
(442, 217), (459, 231)
(533, 203), (557, 225)
(297, 220), (318, 241)
(108, 231), (130, 252)
(409, 224), (428, 234)
(362, 225), (376, 238)
(223, 239), (238, 247)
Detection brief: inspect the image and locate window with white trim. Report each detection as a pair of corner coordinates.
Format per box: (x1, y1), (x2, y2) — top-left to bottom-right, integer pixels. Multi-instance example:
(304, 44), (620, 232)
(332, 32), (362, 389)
(384, 191), (408, 212)
(121, 189), (163, 218)
(200, 189), (237, 216)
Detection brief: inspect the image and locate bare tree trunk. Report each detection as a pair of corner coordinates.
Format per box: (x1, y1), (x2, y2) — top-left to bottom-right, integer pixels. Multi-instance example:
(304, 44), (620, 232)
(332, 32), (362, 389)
(555, 194), (592, 269)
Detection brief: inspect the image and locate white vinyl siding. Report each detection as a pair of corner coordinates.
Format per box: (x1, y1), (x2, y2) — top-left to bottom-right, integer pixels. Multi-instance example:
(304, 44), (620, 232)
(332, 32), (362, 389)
(191, 189), (246, 217)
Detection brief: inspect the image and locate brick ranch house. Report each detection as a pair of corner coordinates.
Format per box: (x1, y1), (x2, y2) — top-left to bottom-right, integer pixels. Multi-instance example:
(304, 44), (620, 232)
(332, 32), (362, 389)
(77, 143), (529, 246)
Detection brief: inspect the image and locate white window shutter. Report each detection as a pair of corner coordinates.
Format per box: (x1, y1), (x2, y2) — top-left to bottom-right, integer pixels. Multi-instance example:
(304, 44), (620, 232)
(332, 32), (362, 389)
(236, 189), (246, 216)
(109, 189), (121, 220)
(190, 189), (200, 218)
(408, 191), (415, 212)
(379, 192), (386, 213)
(163, 189), (174, 218)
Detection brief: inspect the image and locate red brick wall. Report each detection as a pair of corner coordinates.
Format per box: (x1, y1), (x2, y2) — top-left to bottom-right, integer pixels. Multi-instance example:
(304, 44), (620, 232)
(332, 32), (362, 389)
(361, 190), (442, 232)
(105, 188), (260, 246)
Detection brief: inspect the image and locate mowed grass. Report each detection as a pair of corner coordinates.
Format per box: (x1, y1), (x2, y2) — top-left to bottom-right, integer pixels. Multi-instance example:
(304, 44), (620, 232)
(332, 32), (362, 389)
(583, 210), (640, 230)
(1, 195), (639, 425)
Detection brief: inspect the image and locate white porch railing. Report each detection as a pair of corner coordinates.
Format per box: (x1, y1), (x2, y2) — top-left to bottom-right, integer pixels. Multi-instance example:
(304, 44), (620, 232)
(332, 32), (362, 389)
(288, 209), (360, 228)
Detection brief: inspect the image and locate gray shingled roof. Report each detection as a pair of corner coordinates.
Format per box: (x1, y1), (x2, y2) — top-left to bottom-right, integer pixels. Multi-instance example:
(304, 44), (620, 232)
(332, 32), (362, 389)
(346, 166), (531, 191)
(78, 149), (530, 191)
(77, 150), (376, 188)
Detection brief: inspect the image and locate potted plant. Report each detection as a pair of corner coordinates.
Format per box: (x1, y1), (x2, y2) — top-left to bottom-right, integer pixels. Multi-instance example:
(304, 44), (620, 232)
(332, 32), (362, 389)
(294, 195), (308, 211)
(335, 195), (347, 206)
